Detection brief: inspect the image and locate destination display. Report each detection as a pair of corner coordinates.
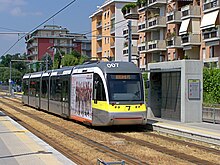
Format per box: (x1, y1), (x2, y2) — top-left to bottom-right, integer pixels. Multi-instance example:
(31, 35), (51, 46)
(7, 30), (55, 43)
(109, 74), (139, 80)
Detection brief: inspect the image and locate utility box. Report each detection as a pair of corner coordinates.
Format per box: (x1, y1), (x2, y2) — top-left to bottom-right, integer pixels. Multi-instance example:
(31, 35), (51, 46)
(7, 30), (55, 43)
(148, 60), (203, 123)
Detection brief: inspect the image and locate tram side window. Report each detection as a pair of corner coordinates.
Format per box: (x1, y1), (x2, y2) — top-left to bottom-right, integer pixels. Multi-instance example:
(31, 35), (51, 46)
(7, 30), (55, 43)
(93, 73), (106, 101)
(50, 77), (62, 101)
(30, 79), (40, 97)
(22, 79), (29, 95)
(62, 80), (69, 102)
(41, 79), (48, 98)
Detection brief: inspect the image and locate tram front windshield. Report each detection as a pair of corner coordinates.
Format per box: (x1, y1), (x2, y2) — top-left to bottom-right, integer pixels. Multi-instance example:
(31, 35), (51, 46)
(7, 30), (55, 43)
(107, 73), (144, 102)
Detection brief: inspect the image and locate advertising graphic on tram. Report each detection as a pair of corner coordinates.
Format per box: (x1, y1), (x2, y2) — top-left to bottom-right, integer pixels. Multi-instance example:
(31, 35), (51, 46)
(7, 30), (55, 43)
(70, 73), (93, 120)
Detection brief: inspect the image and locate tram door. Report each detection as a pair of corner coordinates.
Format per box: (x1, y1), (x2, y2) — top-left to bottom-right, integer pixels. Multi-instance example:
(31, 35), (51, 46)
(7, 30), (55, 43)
(61, 79), (69, 117)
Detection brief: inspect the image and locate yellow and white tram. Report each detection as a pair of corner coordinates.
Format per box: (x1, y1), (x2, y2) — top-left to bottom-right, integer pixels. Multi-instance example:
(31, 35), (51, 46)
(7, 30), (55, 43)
(22, 61), (147, 126)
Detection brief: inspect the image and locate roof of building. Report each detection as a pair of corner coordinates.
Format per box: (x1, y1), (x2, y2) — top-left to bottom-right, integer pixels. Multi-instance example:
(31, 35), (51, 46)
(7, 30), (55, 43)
(89, 0), (136, 18)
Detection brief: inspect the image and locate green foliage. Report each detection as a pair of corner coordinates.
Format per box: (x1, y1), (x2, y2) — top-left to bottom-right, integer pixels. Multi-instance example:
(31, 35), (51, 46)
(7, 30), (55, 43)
(137, 0), (147, 6)
(53, 50), (89, 69)
(0, 67), (22, 85)
(203, 68), (220, 104)
(121, 3), (137, 13)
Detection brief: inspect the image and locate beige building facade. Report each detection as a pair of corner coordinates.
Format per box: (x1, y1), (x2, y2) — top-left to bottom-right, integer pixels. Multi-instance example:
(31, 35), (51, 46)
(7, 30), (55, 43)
(122, 0), (220, 70)
(90, 0), (137, 62)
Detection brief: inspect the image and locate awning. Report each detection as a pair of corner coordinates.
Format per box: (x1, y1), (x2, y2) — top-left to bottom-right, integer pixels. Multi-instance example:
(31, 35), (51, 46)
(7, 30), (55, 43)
(200, 10), (219, 30)
(179, 19), (190, 35)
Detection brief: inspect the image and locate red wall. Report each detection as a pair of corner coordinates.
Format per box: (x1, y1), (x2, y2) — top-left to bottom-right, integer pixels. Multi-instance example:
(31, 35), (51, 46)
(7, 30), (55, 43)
(74, 42), (82, 54)
(38, 38), (54, 60)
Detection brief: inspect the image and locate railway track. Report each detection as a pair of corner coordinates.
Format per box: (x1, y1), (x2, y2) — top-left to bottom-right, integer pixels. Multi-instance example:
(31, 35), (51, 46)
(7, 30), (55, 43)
(1, 97), (220, 164)
(0, 98), (146, 164)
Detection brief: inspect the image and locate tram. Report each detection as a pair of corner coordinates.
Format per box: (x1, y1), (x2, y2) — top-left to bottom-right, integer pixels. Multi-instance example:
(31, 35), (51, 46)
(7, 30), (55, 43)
(22, 61), (147, 126)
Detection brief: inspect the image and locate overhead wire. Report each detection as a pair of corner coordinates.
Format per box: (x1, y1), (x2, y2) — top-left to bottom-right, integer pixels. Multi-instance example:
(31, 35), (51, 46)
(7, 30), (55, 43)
(1, 0), (78, 57)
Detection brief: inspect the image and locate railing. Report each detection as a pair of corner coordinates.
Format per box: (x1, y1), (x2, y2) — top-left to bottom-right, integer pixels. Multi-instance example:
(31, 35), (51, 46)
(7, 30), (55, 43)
(147, 40), (166, 50)
(203, 0), (219, 11)
(147, 16), (166, 29)
(148, 0), (166, 7)
(138, 21), (147, 32)
(166, 36), (182, 47)
(97, 21), (102, 28)
(166, 10), (181, 23)
(181, 5), (200, 18)
(202, 26), (220, 41)
(203, 104), (220, 124)
(181, 34), (200, 44)
(97, 47), (102, 53)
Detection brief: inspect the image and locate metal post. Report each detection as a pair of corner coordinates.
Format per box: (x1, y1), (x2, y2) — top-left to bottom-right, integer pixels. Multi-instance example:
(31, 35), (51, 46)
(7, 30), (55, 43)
(46, 53), (48, 71)
(128, 20), (132, 62)
(9, 61), (12, 95)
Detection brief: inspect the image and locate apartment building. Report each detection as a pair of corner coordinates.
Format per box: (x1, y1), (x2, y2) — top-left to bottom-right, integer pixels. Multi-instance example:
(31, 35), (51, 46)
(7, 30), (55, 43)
(122, 0), (220, 70)
(25, 25), (91, 61)
(90, 0), (137, 62)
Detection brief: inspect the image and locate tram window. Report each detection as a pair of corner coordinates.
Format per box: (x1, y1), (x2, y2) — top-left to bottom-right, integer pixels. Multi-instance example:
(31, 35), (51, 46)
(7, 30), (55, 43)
(22, 79), (29, 95)
(93, 73), (106, 101)
(41, 79), (48, 98)
(30, 79), (37, 97)
(62, 80), (69, 102)
(35, 80), (40, 97)
(50, 77), (62, 101)
(107, 73), (143, 101)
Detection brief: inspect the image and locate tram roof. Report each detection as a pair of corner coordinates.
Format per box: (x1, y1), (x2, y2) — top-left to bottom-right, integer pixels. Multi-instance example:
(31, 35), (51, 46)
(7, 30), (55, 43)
(74, 61), (140, 73)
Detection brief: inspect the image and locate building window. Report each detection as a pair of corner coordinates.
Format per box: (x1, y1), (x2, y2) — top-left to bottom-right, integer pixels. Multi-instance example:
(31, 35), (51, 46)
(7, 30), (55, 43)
(202, 48), (206, 60)
(173, 52), (177, 60)
(209, 46), (214, 58)
(49, 39), (53, 43)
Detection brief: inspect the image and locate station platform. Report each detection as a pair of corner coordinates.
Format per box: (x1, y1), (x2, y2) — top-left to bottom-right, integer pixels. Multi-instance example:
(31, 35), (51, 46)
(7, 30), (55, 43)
(147, 117), (220, 146)
(0, 111), (76, 165)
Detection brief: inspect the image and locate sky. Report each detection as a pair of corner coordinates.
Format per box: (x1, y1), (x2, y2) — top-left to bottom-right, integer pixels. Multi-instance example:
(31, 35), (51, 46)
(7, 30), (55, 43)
(0, 0), (104, 57)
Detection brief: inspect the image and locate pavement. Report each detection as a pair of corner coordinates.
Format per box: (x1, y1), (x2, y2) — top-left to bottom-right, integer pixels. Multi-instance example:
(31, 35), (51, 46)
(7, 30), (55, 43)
(0, 110), (76, 165)
(147, 117), (220, 146)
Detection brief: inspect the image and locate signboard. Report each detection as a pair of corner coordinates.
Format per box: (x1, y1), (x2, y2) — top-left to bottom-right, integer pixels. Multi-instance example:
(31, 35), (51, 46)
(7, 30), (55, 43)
(70, 73), (93, 120)
(188, 79), (200, 100)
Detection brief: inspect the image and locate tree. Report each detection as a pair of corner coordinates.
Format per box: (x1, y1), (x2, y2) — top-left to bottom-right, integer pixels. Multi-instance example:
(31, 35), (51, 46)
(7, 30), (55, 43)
(53, 50), (89, 69)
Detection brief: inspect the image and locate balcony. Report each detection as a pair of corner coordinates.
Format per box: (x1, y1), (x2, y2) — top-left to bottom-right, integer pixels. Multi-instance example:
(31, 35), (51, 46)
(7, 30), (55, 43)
(27, 43), (38, 49)
(123, 46), (138, 56)
(138, 21), (147, 32)
(110, 27), (115, 35)
(111, 13), (115, 20)
(137, 2), (147, 12)
(110, 42), (115, 49)
(138, 42), (147, 53)
(203, 0), (220, 13)
(147, 40), (166, 52)
(97, 47), (102, 53)
(123, 7), (138, 20)
(148, 0), (166, 8)
(96, 21), (102, 29)
(181, 5), (201, 19)
(54, 44), (73, 47)
(123, 27), (139, 40)
(166, 10), (181, 24)
(166, 36), (182, 48)
(97, 35), (102, 41)
(147, 16), (166, 30)
(202, 26), (220, 43)
(181, 33), (201, 46)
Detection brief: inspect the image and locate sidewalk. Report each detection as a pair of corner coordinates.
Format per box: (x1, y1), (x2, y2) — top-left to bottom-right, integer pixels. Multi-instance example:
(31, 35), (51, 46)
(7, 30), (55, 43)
(147, 117), (220, 146)
(0, 111), (76, 165)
